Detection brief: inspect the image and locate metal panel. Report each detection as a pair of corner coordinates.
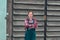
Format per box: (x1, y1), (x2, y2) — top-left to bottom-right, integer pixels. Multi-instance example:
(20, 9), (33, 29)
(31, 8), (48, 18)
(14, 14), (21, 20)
(0, 0), (6, 40)
(12, 0), (45, 40)
(10, 0), (60, 40)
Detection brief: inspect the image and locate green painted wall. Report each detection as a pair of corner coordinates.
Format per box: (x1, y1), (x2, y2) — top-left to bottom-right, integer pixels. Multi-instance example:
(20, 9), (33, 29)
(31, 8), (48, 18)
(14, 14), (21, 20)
(0, 0), (6, 40)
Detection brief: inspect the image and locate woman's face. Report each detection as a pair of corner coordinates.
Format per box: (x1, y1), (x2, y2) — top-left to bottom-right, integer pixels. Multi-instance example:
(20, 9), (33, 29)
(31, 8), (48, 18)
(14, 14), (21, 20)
(28, 12), (33, 18)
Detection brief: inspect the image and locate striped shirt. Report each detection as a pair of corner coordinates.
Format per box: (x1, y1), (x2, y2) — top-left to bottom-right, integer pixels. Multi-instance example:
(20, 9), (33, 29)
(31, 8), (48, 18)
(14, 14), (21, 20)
(24, 18), (38, 29)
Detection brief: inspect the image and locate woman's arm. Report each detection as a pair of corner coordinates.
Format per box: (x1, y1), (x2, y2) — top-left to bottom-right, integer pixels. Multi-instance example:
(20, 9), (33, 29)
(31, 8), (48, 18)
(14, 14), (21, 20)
(24, 19), (32, 30)
(31, 18), (38, 29)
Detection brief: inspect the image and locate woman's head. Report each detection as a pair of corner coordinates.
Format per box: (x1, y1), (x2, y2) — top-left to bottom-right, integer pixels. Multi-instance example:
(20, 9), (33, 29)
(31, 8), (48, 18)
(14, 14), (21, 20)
(28, 11), (33, 18)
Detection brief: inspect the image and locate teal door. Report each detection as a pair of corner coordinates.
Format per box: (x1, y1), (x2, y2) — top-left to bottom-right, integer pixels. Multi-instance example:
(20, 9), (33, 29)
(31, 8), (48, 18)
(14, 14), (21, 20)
(0, 0), (6, 40)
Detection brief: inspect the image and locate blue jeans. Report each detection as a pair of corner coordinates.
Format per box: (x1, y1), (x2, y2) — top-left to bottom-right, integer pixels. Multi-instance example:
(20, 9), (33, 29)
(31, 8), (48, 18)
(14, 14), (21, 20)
(25, 28), (36, 40)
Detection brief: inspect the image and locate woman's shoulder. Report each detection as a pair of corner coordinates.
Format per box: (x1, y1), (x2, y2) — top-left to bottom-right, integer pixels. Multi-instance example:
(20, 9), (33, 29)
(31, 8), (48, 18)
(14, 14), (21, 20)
(25, 17), (29, 20)
(33, 17), (37, 20)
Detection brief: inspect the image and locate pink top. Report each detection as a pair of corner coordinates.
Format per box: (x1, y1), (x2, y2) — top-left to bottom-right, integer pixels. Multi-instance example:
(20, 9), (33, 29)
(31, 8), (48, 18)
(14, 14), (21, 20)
(24, 17), (38, 29)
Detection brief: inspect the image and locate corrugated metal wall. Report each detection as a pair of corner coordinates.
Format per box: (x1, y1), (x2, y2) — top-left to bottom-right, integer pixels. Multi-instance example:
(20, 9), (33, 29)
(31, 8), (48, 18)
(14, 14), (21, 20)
(7, 0), (60, 40)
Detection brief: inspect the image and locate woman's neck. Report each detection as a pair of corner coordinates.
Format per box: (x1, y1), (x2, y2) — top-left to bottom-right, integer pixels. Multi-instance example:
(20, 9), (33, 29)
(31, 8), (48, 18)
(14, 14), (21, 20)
(29, 17), (32, 20)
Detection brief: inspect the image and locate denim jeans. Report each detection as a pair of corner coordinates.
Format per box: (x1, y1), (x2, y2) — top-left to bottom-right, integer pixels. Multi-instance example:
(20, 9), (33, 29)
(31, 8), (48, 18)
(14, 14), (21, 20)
(25, 28), (36, 40)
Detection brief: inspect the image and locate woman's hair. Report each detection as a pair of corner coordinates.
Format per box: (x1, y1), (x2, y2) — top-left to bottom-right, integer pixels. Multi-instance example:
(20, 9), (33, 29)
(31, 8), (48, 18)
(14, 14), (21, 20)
(28, 10), (34, 15)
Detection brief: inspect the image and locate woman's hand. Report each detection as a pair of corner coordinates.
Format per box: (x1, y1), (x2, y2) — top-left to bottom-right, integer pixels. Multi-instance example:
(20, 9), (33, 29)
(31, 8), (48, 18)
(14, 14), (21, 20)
(29, 24), (32, 26)
(30, 24), (35, 28)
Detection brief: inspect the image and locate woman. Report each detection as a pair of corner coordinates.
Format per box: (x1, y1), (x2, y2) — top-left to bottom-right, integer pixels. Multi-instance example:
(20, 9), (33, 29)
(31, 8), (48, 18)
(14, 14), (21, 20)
(24, 11), (38, 40)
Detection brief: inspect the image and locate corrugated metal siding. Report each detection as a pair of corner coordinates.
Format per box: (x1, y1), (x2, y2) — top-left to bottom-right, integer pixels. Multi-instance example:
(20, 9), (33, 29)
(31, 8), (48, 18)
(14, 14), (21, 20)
(7, 0), (60, 40)
(13, 0), (44, 40)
